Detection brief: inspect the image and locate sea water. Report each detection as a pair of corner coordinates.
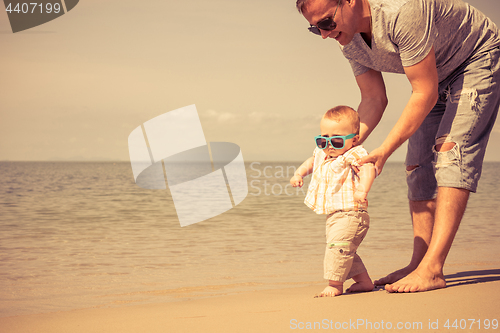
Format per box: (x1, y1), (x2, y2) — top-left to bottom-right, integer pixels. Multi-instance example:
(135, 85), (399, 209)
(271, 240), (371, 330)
(1, 161), (499, 317)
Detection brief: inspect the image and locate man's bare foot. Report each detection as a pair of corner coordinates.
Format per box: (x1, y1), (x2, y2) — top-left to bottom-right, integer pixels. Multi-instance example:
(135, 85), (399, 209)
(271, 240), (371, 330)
(374, 266), (415, 286)
(346, 280), (374, 293)
(314, 285), (342, 297)
(385, 268), (446, 293)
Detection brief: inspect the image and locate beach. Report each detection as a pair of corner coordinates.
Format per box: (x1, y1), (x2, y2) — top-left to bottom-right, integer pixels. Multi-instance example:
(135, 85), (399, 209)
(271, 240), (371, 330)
(2, 0), (500, 330)
(1, 162), (500, 332)
(1, 265), (499, 333)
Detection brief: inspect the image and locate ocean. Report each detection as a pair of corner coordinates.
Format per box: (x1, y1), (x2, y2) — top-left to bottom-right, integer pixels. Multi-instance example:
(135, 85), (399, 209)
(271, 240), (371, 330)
(1, 161), (499, 317)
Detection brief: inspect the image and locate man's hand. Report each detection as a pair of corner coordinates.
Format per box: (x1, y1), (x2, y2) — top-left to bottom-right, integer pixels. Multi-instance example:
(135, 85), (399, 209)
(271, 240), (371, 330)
(358, 146), (389, 175)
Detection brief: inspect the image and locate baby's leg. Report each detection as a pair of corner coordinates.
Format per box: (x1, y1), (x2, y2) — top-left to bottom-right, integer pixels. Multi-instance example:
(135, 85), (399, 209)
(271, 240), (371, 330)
(346, 271), (374, 293)
(315, 280), (343, 297)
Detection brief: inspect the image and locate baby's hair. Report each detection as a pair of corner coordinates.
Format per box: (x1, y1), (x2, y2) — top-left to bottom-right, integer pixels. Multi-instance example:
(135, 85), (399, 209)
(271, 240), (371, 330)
(323, 105), (360, 134)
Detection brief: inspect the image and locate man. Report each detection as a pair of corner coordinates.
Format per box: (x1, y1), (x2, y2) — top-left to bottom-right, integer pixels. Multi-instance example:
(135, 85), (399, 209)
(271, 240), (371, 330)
(296, 0), (500, 292)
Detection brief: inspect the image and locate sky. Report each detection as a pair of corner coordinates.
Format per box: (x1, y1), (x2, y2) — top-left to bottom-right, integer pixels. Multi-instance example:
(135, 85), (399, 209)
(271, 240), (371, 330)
(1, 0), (500, 163)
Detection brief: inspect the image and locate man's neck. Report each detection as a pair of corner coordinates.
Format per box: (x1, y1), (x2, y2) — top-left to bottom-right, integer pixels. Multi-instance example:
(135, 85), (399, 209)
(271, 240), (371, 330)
(359, 0), (372, 47)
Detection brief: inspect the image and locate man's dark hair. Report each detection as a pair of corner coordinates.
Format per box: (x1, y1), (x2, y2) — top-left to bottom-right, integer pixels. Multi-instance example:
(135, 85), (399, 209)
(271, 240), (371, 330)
(296, 0), (341, 14)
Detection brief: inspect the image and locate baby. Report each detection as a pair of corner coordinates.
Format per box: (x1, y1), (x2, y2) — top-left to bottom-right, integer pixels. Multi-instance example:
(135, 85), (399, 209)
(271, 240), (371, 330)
(290, 105), (376, 297)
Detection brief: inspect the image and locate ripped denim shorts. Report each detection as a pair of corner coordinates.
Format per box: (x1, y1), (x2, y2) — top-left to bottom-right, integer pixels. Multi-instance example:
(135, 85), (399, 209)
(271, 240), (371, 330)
(406, 47), (500, 201)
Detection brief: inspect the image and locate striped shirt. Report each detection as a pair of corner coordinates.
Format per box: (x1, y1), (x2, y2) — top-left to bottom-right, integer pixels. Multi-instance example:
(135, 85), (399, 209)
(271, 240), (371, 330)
(304, 145), (368, 214)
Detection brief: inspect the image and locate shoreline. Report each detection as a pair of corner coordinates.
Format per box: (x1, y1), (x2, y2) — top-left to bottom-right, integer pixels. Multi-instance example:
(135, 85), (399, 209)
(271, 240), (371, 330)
(1, 266), (499, 333)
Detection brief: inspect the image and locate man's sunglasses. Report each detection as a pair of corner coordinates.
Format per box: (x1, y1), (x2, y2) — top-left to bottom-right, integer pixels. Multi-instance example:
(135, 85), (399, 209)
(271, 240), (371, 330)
(308, 0), (341, 35)
(315, 133), (356, 150)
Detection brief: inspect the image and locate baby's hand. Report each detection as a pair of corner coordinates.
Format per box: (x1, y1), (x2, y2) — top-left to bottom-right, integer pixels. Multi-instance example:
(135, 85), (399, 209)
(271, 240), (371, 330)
(290, 175), (303, 187)
(354, 191), (368, 203)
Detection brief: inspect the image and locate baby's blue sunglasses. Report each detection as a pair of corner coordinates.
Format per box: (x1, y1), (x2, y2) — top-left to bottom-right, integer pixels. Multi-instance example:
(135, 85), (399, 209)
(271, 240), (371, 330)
(315, 133), (356, 150)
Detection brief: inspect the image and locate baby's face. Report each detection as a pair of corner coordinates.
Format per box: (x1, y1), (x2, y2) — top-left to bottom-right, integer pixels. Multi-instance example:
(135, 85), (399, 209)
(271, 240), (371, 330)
(319, 117), (358, 158)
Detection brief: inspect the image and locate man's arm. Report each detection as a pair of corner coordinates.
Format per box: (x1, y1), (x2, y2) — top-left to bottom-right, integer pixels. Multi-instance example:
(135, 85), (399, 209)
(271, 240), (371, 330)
(356, 69), (388, 145)
(359, 46), (439, 173)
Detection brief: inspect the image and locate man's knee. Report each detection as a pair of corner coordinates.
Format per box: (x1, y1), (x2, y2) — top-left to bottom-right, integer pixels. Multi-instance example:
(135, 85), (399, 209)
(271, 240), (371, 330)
(406, 164), (419, 172)
(435, 135), (456, 152)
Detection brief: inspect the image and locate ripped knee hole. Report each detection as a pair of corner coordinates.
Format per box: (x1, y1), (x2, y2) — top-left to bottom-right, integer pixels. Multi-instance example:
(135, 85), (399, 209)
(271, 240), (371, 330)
(434, 135), (457, 152)
(406, 165), (419, 172)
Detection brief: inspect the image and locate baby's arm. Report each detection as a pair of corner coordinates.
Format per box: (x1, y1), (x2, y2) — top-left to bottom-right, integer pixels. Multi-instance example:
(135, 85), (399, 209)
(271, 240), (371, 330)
(290, 157), (314, 188)
(354, 163), (376, 203)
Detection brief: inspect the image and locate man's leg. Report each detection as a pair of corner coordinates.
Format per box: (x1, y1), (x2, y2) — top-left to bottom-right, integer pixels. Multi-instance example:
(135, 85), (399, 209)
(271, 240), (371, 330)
(381, 46), (500, 291)
(385, 186), (469, 292)
(374, 198), (435, 285)
(375, 89), (443, 287)
(385, 42), (500, 291)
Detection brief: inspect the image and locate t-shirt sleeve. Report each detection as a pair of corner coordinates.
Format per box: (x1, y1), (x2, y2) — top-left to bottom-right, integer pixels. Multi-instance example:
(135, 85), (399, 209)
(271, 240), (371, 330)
(342, 49), (371, 77)
(392, 0), (439, 67)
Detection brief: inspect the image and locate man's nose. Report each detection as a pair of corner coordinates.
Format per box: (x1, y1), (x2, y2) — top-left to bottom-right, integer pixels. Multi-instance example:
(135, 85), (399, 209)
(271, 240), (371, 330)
(320, 29), (331, 39)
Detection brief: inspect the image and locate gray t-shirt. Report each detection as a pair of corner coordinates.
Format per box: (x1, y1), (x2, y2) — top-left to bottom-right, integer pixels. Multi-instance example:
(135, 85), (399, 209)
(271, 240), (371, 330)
(341, 0), (500, 83)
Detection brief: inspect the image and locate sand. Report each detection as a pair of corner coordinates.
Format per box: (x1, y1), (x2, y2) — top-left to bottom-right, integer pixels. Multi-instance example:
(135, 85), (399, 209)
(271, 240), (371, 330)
(1, 268), (499, 333)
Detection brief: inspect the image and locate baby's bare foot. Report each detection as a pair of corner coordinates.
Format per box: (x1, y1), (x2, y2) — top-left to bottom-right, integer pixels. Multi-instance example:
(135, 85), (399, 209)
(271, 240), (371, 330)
(314, 285), (342, 298)
(346, 280), (374, 293)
